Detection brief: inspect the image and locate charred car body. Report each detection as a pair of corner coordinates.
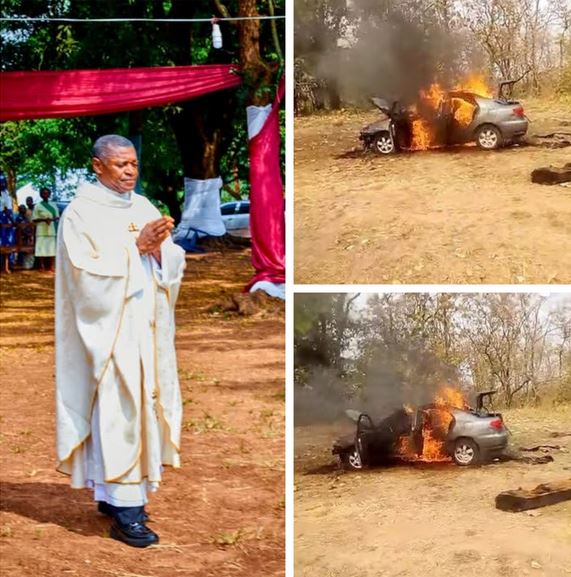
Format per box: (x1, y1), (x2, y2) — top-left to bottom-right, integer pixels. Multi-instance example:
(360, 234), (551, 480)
(333, 392), (508, 469)
(360, 91), (528, 154)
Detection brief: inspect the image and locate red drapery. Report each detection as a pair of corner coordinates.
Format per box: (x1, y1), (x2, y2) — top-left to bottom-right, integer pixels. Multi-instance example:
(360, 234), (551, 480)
(246, 76), (286, 289)
(0, 65), (240, 121)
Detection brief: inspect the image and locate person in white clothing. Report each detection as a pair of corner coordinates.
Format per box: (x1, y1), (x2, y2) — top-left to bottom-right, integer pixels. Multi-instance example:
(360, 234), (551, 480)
(55, 134), (186, 547)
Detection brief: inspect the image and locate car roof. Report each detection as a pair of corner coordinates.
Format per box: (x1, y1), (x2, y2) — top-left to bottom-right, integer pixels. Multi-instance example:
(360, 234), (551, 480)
(221, 199), (249, 206)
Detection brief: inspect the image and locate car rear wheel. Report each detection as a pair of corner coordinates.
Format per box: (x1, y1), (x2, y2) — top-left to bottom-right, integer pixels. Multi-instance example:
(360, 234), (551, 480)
(453, 438), (480, 466)
(340, 443), (364, 470)
(373, 132), (396, 155)
(475, 125), (503, 150)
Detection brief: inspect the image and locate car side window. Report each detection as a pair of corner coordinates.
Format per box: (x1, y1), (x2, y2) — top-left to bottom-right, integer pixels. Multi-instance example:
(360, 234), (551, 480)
(221, 203), (237, 215)
(237, 202), (250, 215)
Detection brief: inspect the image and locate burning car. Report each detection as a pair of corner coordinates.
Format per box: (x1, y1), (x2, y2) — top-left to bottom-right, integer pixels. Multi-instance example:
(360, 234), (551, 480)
(359, 81), (528, 154)
(332, 390), (508, 469)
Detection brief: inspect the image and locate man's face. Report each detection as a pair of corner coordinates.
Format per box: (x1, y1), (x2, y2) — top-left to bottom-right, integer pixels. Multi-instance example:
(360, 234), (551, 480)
(92, 145), (139, 194)
(40, 189), (50, 201)
(26, 197), (34, 208)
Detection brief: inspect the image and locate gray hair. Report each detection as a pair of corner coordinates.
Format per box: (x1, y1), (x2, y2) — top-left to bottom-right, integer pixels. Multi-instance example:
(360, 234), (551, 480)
(92, 134), (135, 159)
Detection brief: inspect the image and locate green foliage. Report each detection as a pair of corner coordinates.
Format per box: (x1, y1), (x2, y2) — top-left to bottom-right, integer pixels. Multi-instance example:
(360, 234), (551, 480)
(0, 0), (285, 208)
(0, 118), (94, 189)
(295, 293), (571, 411)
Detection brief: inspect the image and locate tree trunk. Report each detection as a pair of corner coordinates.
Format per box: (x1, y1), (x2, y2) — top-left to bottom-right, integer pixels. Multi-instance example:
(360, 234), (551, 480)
(326, 77), (342, 110)
(170, 90), (235, 179)
(239, 0), (275, 106)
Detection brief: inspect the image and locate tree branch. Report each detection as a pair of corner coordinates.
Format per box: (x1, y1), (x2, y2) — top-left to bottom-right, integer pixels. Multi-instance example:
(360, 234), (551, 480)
(267, 0), (283, 62)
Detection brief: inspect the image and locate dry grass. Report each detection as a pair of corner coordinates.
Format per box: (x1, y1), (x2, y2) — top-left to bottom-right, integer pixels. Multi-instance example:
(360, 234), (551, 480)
(294, 96), (571, 284)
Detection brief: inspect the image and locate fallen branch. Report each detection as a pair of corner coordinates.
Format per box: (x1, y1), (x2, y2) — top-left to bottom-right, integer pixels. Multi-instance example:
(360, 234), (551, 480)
(516, 455), (553, 465)
(496, 479), (571, 512)
(498, 453), (554, 465)
(549, 431), (571, 439)
(533, 131), (571, 138)
(531, 163), (571, 185)
(519, 444), (561, 452)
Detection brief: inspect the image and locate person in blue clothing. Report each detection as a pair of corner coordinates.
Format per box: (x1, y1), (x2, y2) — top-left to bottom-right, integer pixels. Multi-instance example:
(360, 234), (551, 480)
(0, 205), (16, 273)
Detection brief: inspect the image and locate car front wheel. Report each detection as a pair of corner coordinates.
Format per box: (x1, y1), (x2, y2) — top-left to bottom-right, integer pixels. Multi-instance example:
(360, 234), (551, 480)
(373, 132), (396, 155)
(340, 444), (364, 470)
(453, 438), (480, 466)
(475, 125), (503, 150)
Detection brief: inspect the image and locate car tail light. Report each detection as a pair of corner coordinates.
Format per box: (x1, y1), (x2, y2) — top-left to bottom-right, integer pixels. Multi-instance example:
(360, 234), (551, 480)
(490, 418), (504, 430)
(513, 105), (525, 118)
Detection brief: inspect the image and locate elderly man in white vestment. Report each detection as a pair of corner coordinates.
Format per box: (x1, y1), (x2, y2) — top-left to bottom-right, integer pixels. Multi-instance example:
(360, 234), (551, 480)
(55, 134), (186, 547)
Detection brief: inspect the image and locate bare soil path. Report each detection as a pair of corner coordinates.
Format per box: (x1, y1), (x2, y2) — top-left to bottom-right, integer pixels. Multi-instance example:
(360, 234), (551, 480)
(295, 406), (571, 577)
(0, 249), (284, 577)
(294, 98), (571, 284)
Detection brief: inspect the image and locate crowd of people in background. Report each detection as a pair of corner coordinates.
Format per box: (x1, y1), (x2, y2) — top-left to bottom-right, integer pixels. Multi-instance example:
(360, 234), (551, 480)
(0, 175), (60, 274)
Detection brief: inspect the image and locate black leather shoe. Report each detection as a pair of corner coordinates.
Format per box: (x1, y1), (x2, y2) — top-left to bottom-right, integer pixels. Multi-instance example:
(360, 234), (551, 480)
(97, 502), (149, 522)
(110, 521), (159, 548)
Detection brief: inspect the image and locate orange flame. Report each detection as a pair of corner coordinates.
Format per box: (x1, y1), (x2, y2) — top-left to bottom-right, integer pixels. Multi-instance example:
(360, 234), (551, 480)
(397, 386), (467, 462)
(411, 118), (434, 150)
(407, 73), (493, 150)
(419, 83), (446, 110)
(434, 386), (466, 409)
(455, 73), (493, 98)
(452, 97), (475, 127)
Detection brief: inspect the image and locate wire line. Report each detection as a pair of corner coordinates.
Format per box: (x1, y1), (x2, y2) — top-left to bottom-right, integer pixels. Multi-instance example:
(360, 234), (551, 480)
(0, 16), (285, 23)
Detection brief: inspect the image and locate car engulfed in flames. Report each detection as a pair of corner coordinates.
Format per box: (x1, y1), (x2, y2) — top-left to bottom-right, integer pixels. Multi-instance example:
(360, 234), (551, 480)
(332, 388), (509, 469)
(359, 75), (528, 154)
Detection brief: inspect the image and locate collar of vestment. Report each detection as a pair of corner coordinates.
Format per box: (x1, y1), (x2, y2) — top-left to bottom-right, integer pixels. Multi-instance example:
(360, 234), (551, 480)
(75, 181), (134, 208)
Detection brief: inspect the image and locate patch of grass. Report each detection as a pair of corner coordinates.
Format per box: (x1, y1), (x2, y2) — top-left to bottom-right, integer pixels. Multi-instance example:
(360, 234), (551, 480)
(179, 370), (221, 387)
(0, 526), (13, 538)
(184, 412), (225, 433)
(179, 369), (209, 382)
(212, 529), (244, 547)
(271, 390), (285, 402)
(32, 527), (43, 540)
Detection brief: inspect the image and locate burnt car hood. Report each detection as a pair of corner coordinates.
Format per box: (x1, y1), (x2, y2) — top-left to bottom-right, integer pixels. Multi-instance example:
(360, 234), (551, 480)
(371, 97), (394, 116)
(360, 118), (392, 135)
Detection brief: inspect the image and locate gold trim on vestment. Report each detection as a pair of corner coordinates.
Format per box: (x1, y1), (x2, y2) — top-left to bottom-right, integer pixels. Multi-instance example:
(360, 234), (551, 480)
(152, 277), (181, 453)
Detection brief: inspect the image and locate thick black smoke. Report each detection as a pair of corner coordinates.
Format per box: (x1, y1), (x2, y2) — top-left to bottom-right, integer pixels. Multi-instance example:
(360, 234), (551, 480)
(310, 2), (485, 106)
(294, 343), (462, 426)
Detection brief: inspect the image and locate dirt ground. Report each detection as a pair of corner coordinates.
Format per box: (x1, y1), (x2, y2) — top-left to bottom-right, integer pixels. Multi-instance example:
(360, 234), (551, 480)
(294, 405), (571, 577)
(0, 249), (284, 577)
(294, 98), (571, 284)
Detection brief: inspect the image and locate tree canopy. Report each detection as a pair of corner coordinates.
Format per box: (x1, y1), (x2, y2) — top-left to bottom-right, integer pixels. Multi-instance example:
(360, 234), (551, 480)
(295, 0), (571, 111)
(295, 293), (571, 424)
(0, 0), (285, 218)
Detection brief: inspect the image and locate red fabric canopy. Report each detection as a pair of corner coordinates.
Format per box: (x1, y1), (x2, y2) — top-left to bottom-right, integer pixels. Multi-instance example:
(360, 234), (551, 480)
(246, 75), (285, 289)
(0, 65), (240, 121)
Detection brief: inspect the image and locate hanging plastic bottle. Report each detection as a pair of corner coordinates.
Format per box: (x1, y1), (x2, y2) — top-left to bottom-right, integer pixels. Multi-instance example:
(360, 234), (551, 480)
(212, 19), (222, 49)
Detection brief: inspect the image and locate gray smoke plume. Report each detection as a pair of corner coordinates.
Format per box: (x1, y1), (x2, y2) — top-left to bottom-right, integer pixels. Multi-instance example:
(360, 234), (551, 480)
(294, 343), (462, 426)
(308, 1), (486, 106)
